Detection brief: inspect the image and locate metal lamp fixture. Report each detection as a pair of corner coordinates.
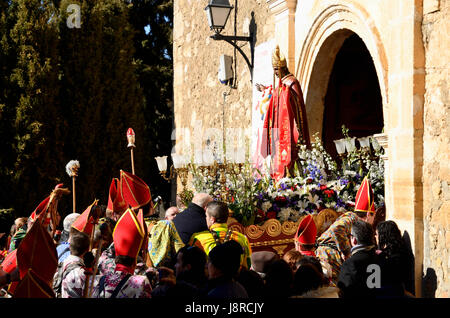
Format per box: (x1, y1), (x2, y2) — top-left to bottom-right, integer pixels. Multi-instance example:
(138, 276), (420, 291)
(205, 0), (233, 34)
(333, 139), (347, 155)
(205, 0), (255, 81)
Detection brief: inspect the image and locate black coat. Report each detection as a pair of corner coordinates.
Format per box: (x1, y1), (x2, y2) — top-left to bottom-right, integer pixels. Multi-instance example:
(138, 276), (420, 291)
(172, 202), (208, 244)
(337, 246), (381, 298)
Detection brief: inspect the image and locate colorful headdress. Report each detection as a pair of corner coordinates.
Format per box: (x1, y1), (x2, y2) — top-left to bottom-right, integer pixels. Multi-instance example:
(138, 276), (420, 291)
(29, 196), (50, 222)
(17, 215), (58, 285)
(354, 176), (375, 213)
(272, 45), (287, 68)
(1, 249), (17, 274)
(107, 178), (127, 216)
(71, 199), (99, 236)
(295, 215), (317, 245)
(13, 269), (55, 298)
(113, 208), (145, 259)
(120, 170), (152, 210)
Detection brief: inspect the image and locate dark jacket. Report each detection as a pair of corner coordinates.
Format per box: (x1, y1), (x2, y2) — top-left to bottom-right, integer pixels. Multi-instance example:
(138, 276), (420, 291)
(378, 248), (415, 297)
(337, 245), (381, 298)
(206, 276), (248, 299)
(172, 203), (208, 244)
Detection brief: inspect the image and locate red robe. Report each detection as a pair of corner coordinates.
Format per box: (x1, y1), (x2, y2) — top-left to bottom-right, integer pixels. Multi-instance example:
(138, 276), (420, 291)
(261, 74), (310, 181)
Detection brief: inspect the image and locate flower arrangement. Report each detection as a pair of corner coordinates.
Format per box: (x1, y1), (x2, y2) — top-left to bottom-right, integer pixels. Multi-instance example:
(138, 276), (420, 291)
(186, 130), (385, 225)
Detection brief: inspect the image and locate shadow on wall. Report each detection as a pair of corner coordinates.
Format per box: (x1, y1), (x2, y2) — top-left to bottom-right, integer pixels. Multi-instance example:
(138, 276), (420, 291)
(422, 268), (438, 298)
(402, 230), (437, 297)
(402, 231), (416, 296)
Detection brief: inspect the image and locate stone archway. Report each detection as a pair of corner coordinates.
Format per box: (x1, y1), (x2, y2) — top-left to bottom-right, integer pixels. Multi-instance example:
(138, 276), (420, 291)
(296, 3), (389, 140)
(321, 33), (384, 158)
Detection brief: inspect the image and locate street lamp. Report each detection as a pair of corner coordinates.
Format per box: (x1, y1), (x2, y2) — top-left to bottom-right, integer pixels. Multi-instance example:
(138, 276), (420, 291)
(205, 0), (233, 34)
(205, 0), (255, 81)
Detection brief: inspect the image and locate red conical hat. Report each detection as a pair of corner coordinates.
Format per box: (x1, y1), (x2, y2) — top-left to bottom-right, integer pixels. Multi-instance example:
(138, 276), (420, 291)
(17, 220), (58, 285)
(71, 199), (99, 236)
(1, 249), (17, 273)
(113, 208), (145, 259)
(29, 196), (50, 222)
(13, 269), (55, 298)
(354, 176), (375, 213)
(107, 178), (127, 216)
(120, 170), (152, 209)
(295, 215), (317, 245)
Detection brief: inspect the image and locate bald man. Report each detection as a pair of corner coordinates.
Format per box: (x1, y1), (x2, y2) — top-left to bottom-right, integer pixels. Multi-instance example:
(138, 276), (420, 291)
(172, 193), (213, 244)
(165, 207), (180, 221)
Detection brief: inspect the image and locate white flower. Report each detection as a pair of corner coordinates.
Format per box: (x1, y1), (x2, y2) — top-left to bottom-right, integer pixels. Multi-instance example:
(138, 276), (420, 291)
(279, 208), (291, 222)
(261, 201), (272, 212)
(307, 193), (322, 209)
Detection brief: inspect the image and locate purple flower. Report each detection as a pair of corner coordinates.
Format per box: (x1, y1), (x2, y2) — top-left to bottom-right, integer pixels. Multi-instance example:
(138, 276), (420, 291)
(272, 203), (281, 212)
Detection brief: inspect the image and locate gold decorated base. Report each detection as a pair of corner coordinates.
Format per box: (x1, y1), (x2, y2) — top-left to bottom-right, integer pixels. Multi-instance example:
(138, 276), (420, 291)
(227, 217), (303, 257)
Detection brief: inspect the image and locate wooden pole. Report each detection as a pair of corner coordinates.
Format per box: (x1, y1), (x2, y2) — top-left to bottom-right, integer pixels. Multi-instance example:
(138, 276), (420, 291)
(72, 176), (76, 213)
(130, 147), (135, 175)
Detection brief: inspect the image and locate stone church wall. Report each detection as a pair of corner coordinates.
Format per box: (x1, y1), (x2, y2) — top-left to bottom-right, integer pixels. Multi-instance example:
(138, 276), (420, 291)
(422, 0), (449, 298)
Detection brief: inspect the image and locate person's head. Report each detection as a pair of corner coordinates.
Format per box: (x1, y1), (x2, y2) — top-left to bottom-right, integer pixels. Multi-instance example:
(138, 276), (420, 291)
(192, 193), (213, 210)
(283, 250), (303, 272)
(14, 218), (28, 231)
(314, 209), (340, 237)
(175, 246), (207, 281)
(93, 221), (113, 250)
(63, 213), (80, 233)
(293, 263), (327, 295)
(354, 211), (376, 225)
(272, 45), (289, 78)
(207, 240), (243, 280)
(350, 220), (375, 247)
(69, 230), (90, 257)
(264, 259), (294, 298)
(164, 206), (179, 221)
(376, 220), (404, 254)
(297, 256), (323, 274)
(205, 201), (229, 228)
(237, 268), (265, 298)
(250, 251), (279, 277)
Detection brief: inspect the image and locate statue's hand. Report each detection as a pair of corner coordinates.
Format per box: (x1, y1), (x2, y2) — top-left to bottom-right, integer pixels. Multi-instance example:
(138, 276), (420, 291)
(255, 83), (267, 92)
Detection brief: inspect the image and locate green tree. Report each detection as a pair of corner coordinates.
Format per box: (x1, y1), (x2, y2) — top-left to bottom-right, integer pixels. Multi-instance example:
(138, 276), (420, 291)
(9, 0), (64, 216)
(0, 1), (18, 211)
(58, 0), (146, 213)
(129, 0), (174, 205)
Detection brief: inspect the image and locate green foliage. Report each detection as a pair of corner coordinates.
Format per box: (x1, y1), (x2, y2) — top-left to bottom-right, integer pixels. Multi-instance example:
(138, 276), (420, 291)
(0, 0), (174, 216)
(0, 209), (15, 234)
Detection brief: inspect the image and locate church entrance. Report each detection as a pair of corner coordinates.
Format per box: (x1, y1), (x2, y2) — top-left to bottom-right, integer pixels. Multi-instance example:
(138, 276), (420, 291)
(320, 33), (384, 159)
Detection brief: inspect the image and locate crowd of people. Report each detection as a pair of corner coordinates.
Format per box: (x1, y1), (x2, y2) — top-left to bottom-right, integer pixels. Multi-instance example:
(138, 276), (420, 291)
(0, 174), (415, 299)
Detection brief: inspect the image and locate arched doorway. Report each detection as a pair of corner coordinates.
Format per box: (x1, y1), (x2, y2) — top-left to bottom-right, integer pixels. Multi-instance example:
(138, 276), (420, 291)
(321, 33), (384, 158)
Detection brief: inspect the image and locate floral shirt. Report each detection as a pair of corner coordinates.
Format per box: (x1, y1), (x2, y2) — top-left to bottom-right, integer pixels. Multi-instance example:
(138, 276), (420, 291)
(91, 268), (152, 298)
(59, 255), (86, 298)
(189, 223), (252, 269)
(148, 220), (184, 267)
(315, 212), (358, 285)
(98, 243), (116, 276)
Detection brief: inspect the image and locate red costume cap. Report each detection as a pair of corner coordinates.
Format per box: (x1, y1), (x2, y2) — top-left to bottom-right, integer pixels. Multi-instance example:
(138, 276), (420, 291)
(107, 178), (128, 216)
(71, 199), (99, 236)
(120, 170), (152, 210)
(13, 269), (55, 298)
(1, 249), (17, 273)
(295, 215), (317, 245)
(17, 218), (58, 285)
(354, 176), (375, 213)
(29, 196), (50, 222)
(113, 208), (145, 259)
